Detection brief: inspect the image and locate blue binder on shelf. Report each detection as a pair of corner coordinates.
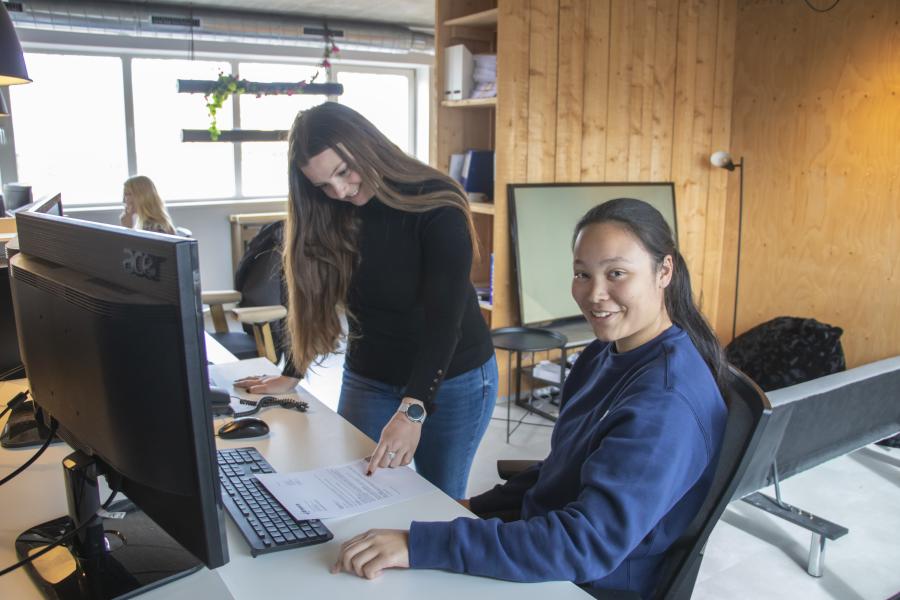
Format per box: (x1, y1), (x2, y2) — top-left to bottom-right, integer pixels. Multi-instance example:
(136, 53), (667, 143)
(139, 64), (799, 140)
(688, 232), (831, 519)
(460, 150), (494, 199)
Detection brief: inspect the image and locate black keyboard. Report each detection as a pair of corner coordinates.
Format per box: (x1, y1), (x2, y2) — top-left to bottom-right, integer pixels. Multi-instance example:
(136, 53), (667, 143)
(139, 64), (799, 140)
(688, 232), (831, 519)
(217, 447), (332, 556)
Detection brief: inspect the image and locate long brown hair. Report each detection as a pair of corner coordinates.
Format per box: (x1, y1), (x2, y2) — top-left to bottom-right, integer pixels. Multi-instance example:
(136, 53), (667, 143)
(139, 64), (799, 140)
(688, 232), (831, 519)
(284, 102), (477, 376)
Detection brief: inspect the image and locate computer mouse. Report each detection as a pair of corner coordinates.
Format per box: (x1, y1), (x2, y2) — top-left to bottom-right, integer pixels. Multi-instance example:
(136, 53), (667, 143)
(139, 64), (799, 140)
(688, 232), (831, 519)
(217, 417), (270, 440)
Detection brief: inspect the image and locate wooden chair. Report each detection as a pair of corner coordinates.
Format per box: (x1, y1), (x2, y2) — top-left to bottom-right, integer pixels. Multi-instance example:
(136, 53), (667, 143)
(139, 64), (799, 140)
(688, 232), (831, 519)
(202, 290), (286, 364)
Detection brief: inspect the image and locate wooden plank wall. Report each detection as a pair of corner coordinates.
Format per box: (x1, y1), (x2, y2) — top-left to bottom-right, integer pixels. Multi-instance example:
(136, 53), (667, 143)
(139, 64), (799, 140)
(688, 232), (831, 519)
(494, 0), (739, 331)
(724, 0), (900, 367)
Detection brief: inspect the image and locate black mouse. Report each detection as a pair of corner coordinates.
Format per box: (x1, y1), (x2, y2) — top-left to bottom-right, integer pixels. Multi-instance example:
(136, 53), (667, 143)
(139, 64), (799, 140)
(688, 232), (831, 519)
(217, 417), (270, 440)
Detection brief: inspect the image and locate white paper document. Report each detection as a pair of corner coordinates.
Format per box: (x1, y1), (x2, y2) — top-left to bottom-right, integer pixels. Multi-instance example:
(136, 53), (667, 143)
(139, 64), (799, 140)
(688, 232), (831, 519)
(256, 458), (434, 521)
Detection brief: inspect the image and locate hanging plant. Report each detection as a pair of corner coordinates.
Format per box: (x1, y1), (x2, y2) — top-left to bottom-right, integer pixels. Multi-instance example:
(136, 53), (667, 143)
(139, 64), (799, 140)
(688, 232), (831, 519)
(201, 24), (340, 140)
(204, 73), (247, 140)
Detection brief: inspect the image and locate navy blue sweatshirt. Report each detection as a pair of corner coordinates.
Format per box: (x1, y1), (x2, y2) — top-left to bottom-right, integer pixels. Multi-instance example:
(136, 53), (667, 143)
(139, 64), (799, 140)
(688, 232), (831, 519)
(408, 326), (726, 598)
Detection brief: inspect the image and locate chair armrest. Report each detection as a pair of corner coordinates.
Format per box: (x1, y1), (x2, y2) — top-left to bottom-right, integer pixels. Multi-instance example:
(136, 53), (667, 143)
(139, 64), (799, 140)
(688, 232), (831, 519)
(202, 290), (242, 305)
(497, 459), (540, 481)
(231, 305), (287, 324)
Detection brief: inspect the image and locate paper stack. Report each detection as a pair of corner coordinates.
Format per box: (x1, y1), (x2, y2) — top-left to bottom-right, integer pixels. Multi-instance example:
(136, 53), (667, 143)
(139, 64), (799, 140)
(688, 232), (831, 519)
(471, 54), (497, 99)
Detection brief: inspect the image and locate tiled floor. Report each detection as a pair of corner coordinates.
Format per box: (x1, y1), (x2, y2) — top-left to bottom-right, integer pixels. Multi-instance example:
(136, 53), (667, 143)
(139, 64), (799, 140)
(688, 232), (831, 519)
(282, 342), (900, 600)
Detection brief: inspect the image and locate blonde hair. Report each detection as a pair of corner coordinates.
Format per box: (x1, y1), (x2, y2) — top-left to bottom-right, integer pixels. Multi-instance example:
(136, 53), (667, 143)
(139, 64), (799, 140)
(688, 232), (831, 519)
(284, 102), (478, 377)
(124, 175), (176, 235)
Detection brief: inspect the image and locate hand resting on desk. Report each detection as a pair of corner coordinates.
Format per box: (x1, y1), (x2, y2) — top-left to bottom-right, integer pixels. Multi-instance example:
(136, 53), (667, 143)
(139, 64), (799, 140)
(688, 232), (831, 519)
(331, 529), (410, 579)
(233, 374), (299, 394)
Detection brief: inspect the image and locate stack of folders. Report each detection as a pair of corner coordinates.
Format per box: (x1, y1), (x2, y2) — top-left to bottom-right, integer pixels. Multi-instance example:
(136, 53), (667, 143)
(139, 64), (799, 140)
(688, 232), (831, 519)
(449, 150), (494, 201)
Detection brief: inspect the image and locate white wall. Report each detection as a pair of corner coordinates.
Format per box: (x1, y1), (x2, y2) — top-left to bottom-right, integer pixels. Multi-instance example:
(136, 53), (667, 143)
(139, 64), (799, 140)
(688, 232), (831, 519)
(68, 199), (287, 291)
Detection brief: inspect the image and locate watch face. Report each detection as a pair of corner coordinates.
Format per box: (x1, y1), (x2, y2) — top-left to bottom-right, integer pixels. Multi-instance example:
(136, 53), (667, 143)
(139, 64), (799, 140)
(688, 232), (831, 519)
(405, 403), (425, 420)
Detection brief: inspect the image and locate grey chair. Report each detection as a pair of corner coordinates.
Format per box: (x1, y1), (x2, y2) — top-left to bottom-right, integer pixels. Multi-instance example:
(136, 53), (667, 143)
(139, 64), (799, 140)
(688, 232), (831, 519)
(495, 366), (772, 600)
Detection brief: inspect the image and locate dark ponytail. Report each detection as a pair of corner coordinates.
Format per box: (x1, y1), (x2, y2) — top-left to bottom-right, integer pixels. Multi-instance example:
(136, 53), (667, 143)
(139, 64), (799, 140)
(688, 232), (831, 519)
(573, 198), (727, 389)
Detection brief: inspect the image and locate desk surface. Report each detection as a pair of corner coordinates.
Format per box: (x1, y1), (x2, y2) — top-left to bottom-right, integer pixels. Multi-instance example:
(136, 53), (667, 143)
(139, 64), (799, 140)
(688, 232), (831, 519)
(0, 363), (588, 599)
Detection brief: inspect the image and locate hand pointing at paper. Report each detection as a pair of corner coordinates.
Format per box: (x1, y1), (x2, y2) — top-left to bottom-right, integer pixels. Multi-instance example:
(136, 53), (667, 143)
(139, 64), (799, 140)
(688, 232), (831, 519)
(366, 398), (424, 477)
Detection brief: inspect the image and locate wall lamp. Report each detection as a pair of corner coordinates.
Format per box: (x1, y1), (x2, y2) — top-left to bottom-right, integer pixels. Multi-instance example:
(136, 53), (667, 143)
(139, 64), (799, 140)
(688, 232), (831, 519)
(710, 151), (745, 342)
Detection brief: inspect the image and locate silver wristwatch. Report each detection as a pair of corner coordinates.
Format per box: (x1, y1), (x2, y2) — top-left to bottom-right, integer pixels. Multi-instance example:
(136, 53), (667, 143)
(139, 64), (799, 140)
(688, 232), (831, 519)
(399, 402), (427, 424)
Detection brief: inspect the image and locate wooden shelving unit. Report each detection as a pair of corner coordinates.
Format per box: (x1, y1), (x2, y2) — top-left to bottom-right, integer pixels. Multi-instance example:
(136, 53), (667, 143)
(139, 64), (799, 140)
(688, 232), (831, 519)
(443, 7), (498, 27)
(434, 1), (506, 330)
(468, 202), (495, 216)
(441, 97), (497, 108)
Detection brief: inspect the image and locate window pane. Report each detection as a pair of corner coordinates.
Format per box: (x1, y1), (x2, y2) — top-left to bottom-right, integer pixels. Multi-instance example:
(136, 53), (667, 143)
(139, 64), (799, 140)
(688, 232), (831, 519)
(239, 62), (323, 198)
(10, 54), (127, 205)
(337, 71), (411, 153)
(132, 58), (234, 200)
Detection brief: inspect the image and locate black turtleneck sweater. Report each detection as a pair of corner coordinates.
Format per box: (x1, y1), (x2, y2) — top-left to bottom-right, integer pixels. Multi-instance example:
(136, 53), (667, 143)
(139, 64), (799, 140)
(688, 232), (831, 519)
(286, 195), (494, 412)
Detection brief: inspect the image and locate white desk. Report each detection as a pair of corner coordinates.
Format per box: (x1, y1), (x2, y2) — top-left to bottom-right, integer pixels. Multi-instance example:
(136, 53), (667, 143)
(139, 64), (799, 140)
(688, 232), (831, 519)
(0, 363), (589, 599)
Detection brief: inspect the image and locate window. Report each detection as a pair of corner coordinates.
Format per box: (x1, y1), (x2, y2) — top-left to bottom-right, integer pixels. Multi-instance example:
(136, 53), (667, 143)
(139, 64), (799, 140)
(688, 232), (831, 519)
(336, 70), (412, 154)
(10, 54), (128, 205)
(3, 48), (425, 207)
(131, 58), (235, 201)
(239, 62), (323, 198)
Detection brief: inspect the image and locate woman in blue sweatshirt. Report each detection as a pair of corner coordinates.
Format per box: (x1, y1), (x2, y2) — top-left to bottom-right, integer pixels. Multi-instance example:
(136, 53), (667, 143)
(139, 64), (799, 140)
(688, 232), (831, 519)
(331, 198), (729, 598)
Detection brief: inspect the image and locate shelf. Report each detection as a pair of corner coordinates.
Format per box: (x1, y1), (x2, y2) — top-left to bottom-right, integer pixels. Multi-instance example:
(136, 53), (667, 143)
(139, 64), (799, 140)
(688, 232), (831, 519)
(469, 202), (495, 216)
(441, 97), (497, 109)
(443, 8), (498, 27)
(478, 301), (493, 311)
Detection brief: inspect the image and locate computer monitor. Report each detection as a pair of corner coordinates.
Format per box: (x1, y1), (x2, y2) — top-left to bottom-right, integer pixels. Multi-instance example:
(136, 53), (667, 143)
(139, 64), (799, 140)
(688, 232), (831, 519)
(9, 211), (228, 597)
(0, 195), (62, 391)
(13, 192), (63, 216)
(2, 183), (33, 213)
(509, 182), (678, 326)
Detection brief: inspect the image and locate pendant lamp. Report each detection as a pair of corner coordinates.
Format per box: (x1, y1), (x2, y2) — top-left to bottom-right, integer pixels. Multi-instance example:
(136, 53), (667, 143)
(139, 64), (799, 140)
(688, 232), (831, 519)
(0, 4), (31, 86)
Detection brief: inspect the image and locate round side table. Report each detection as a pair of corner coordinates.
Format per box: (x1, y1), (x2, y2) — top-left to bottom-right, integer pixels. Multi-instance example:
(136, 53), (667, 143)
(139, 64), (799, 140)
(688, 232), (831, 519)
(491, 326), (569, 442)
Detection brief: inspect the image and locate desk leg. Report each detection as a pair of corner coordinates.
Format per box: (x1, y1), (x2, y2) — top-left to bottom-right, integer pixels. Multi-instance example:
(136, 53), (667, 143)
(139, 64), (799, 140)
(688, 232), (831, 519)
(506, 351), (512, 443)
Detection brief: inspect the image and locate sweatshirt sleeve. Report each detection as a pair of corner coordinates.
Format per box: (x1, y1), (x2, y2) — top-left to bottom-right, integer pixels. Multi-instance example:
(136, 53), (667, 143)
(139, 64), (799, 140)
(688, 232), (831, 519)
(468, 462), (542, 517)
(408, 390), (713, 583)
(402, 207), (473, 409)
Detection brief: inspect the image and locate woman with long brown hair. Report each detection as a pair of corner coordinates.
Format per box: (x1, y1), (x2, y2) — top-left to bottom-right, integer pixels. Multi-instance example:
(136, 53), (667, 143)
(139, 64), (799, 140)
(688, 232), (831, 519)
(235, 102), (497, 499)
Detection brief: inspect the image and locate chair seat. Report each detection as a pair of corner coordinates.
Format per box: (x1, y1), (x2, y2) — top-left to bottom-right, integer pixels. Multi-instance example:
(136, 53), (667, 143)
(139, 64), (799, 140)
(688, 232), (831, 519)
(209, 331), (259, 361)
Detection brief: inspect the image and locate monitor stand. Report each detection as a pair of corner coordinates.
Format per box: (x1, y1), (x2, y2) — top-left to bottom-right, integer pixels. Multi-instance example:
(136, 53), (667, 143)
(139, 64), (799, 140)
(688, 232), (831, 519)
(15, 451), (202, 600)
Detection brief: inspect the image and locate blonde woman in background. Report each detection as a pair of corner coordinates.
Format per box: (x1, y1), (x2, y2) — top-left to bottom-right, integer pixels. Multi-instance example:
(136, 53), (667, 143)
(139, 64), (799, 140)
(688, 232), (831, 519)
(120, 175), (177, 235)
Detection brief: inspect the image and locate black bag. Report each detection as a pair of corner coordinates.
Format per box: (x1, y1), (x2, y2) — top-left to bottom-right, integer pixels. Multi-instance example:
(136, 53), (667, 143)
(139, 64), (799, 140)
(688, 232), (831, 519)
(725, 316), (845, 392)
(233, 220), (287, 362)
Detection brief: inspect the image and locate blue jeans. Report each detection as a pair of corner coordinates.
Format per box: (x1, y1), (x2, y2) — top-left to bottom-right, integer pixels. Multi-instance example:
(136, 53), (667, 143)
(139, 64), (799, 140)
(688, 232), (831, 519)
(338, 356), (498, 499)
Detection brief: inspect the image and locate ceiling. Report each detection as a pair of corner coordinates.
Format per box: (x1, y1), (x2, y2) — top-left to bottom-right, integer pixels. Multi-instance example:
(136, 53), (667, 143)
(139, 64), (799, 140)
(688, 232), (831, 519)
(135, 0), (435, 29)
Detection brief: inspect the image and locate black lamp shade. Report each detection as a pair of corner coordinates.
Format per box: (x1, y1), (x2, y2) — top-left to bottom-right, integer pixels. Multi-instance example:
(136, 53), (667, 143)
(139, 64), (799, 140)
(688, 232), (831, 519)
(0, 4), (31, 86)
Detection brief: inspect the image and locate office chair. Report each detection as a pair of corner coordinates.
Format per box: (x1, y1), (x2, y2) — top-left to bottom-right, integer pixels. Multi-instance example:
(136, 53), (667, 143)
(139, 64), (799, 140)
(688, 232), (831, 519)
(202, 221), (287, 365)
(495, 366), (772, 600)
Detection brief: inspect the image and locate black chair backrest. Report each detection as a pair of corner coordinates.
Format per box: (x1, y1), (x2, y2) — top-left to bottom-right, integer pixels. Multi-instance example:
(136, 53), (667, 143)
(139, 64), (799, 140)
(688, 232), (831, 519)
(651, 366), (772, 600)
(233, 220), (287, 362)
(234, 220), (285, 308)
